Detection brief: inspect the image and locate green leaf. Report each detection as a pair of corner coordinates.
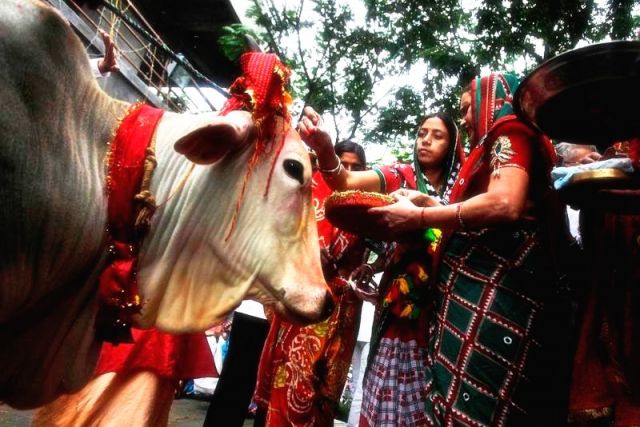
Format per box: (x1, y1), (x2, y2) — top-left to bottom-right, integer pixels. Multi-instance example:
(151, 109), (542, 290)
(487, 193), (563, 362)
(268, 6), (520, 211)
(217, 24), (263, 62)
(240, 0), (637, 155)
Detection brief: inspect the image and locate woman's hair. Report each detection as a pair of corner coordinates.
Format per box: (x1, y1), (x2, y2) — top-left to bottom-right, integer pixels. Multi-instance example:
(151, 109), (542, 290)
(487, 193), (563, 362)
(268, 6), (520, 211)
(335, 140), (367, 165)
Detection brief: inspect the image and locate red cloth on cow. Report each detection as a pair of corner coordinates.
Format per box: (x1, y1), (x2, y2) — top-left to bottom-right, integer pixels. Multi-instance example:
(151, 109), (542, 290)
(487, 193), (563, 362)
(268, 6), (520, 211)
(95, 103), (214, 382)
(98, 103), (165, 342)
(95, 329), (215, 381)
(216, 52), (294, 239)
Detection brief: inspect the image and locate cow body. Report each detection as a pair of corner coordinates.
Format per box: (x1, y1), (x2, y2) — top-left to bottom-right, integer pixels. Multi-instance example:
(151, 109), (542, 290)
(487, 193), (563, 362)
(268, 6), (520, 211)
(0, 0), (327, 408)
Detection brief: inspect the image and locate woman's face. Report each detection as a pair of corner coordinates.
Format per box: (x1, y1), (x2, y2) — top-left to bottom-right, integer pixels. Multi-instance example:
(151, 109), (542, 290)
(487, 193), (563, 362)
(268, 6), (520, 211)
(459, 90), (473, 142)
(415, 117), (450, 171)
(339, 151), (366, 171)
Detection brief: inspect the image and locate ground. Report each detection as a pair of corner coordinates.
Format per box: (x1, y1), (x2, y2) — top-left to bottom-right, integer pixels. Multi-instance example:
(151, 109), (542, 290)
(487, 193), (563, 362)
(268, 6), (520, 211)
(0, 399), (348, 426)
(1, 399), (239, 427)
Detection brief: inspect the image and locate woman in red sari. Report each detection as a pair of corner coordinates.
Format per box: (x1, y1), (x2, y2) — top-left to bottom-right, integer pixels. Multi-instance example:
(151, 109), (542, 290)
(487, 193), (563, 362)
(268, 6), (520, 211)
(568, 140), (640, 426)
(253, 145), (370, 427)
(371, 72), (571, 426)
(299, 109), (464, 426)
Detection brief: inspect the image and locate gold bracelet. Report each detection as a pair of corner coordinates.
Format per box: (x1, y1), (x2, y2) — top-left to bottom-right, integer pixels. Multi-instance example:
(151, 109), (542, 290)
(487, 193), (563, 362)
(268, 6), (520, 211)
(320, 154), (342, 177)
(456, 203), (466, 229)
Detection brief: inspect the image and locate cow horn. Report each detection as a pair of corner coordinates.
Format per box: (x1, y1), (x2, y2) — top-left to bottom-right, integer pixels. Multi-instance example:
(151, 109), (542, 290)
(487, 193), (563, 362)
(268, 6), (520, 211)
(244, 34), (262, 53)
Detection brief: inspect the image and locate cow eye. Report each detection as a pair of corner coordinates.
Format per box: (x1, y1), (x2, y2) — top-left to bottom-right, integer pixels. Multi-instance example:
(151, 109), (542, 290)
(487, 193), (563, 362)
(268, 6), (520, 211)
(283, 159), (304, 185)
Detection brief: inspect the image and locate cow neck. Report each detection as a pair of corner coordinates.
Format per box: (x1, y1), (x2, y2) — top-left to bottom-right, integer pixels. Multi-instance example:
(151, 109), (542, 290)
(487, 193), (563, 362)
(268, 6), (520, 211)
(96, 102), (165, 344)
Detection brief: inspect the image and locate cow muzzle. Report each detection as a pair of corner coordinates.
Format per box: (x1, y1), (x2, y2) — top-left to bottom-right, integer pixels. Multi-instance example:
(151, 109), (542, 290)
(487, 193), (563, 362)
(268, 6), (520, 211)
(273, 283), (334, 325)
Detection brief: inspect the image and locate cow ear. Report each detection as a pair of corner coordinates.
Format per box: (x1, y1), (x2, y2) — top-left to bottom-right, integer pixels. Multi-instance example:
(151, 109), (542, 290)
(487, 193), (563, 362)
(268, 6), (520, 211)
(174, 111), (255, 164)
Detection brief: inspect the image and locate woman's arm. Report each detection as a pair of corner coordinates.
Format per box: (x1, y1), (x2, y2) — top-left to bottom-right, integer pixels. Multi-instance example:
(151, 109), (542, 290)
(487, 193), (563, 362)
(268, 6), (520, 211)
(392, 189), (443, 208)
(298, 106), (381, 192)
(370, 166), (529, 232)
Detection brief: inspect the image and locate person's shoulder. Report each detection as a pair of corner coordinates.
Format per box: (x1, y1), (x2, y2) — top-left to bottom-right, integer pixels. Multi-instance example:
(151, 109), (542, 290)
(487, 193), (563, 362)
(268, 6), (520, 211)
(490, 116), (537, 139)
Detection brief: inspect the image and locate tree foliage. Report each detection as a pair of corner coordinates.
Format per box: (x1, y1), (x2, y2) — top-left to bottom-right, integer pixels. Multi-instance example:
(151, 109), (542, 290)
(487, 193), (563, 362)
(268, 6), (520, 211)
(241, 0), (639, 155)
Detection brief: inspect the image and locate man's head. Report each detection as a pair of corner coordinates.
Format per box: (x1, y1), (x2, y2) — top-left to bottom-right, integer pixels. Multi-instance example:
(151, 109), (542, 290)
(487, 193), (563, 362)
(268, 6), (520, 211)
(335, 140), (366, 171)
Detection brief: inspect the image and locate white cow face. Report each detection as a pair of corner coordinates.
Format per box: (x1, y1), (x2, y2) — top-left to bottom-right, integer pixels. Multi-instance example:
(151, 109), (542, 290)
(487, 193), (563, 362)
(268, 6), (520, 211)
(240, 119), (331, 323)
(138, 111), (332, 332)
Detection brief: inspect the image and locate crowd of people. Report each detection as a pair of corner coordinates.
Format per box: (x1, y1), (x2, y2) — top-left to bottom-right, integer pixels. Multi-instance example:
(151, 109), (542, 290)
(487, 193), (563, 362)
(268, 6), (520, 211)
(191, 68), (636, 427)
(33, 23), (639, 427)
(257, 70), (638, 426)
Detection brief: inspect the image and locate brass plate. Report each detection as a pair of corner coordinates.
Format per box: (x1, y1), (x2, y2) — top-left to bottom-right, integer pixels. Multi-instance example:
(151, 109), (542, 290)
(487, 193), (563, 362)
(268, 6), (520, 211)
(567, 168), (632, 186)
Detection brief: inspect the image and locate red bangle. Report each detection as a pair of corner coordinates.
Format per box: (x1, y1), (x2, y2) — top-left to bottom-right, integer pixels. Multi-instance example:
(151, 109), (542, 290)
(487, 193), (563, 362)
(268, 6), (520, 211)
(421, 207), (426, 228)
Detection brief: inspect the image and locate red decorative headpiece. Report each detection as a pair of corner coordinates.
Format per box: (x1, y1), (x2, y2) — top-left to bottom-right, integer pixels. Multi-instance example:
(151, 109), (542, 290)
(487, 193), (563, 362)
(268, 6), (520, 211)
(220, 52), (292, 141)
(218, 52), (294, 239)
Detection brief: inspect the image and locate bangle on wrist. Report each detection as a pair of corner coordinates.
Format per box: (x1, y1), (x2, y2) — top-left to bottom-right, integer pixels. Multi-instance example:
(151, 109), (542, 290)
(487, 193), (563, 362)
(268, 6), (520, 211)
(456, 203), (467, 229)
(420, 207), (426, 228)
(320, 154), (343, 177)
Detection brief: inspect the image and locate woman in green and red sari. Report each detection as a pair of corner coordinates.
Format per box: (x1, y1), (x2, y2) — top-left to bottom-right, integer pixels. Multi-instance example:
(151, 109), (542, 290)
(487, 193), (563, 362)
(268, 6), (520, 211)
(371, 72), (571, 426)
(300, 109), (465, 426)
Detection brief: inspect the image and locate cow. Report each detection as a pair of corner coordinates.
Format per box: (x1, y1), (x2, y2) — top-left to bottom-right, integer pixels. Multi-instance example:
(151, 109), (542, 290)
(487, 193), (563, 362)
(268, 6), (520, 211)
(0, 0), (330, 409)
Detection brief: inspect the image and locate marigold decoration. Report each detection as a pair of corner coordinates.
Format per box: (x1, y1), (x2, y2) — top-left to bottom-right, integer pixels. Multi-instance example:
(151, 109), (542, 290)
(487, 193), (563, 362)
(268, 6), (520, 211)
(218, 52), (294, 239)
(382, 264), (429, 319)
(424, 227), (442, 255)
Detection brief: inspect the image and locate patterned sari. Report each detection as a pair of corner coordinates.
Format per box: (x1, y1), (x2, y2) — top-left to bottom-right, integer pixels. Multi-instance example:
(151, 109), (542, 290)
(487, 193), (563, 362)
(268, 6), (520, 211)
(422, 73), (570, 426)
(361, 115), (464, 427)
(253, 171), (366, 426)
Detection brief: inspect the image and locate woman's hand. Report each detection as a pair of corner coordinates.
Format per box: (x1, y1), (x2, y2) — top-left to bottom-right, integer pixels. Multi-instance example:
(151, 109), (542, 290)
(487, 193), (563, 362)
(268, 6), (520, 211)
(369, 195), (423, 233)
(579, 151), (602, 164)
(390, 189), (442, 208)
(297, 106), (333, 155)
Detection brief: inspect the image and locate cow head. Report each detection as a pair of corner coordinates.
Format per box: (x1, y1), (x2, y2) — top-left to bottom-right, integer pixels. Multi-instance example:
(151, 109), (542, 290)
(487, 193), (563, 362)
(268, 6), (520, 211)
(135, 110), (332, 332)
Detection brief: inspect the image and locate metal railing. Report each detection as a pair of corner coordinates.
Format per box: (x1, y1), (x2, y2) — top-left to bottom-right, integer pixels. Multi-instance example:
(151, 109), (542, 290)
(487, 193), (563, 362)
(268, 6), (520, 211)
(47, 0), (229, 113)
